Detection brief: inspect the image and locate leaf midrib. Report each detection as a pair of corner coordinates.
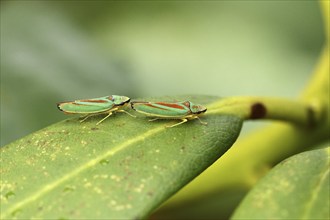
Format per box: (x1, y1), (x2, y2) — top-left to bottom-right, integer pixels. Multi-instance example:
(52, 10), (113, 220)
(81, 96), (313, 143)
(1, 125), (166, 219)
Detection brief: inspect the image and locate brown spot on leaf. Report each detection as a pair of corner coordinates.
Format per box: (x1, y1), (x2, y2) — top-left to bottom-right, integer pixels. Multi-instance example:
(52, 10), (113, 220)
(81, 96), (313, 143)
(147, 191), (154, 197)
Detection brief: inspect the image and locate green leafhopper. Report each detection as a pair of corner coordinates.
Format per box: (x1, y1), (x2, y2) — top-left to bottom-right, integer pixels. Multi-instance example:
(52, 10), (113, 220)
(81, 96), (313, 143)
(130, 101), (207, 128)
(57, 95), (135, 125)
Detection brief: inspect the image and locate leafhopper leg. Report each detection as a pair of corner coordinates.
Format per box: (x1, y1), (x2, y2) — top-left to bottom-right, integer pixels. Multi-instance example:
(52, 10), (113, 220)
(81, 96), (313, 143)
(80, 114), (94, 123)
(166, 118), (188, 128)
(96, 112), (113, 125)
(117, 109), (136, 118)
(196, 116), (208, 125)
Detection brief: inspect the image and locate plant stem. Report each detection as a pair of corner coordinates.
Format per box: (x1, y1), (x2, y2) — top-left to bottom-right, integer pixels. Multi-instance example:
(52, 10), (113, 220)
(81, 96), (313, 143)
(207, 96), (320, 127)
(161, 45), (329, 213)
(157, 1), (329, 213)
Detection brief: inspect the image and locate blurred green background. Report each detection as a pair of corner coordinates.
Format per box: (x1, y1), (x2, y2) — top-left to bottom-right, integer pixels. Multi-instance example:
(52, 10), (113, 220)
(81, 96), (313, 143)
(1, 1), (324, 146)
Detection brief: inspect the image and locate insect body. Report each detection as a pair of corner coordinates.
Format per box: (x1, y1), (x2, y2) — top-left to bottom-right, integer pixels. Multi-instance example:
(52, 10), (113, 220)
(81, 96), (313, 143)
(57, 95), (135, 125)
(130, 101), (207, 128)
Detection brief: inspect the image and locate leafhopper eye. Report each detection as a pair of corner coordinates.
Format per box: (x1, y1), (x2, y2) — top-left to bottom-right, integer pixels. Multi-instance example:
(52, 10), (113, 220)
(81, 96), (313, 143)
(182, 101), (191, 108)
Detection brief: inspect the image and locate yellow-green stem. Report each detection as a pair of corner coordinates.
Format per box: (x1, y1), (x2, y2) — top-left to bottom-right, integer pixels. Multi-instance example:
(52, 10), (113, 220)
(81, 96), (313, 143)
(207, 96), (321, 127)
(158, 1), (329, 212)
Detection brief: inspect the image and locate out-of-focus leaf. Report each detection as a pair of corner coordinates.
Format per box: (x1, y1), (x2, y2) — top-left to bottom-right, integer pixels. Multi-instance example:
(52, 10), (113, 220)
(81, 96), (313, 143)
(231, 147), (330, 219)
(0, 95), (242, 219)
(0, 2), (137, 146)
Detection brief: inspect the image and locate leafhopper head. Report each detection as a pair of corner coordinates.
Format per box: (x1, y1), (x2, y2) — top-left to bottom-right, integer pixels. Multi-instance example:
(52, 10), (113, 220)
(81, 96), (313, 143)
(112, 95), (131, 106)
(189, 103), (207, 115)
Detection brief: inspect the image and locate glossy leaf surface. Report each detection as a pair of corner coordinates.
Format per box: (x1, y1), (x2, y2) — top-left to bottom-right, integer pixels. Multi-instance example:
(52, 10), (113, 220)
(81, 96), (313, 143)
(232, 147), (330, 219)
(1, 95), (242, 219)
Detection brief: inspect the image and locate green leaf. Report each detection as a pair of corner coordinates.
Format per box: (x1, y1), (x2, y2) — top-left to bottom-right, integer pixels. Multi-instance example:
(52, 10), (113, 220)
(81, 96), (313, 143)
(231, 147), (330, 219)
(0, 95), (242, 219)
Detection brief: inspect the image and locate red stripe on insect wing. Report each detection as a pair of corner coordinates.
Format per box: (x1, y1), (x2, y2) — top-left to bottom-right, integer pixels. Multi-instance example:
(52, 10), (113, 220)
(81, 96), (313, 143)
(144, 103), (170, 111)
(155, 102), (185, 109)
(79, 99), (108, 103)
(71, 102), (87, 106)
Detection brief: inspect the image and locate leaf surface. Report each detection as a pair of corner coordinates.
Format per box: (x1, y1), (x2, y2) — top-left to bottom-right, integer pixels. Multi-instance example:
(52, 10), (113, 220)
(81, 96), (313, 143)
(1, 95), (242, 219)
(231, 147), (330, 219)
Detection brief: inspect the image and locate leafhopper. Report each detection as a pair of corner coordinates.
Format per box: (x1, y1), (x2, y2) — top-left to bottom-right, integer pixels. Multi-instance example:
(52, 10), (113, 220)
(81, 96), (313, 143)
(57, 95), (135, 125)
(130, 101), (207, 128)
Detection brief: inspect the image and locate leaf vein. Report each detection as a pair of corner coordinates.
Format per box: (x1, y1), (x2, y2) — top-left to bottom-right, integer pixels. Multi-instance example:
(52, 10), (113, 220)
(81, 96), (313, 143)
(1, 126), (165, 219)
